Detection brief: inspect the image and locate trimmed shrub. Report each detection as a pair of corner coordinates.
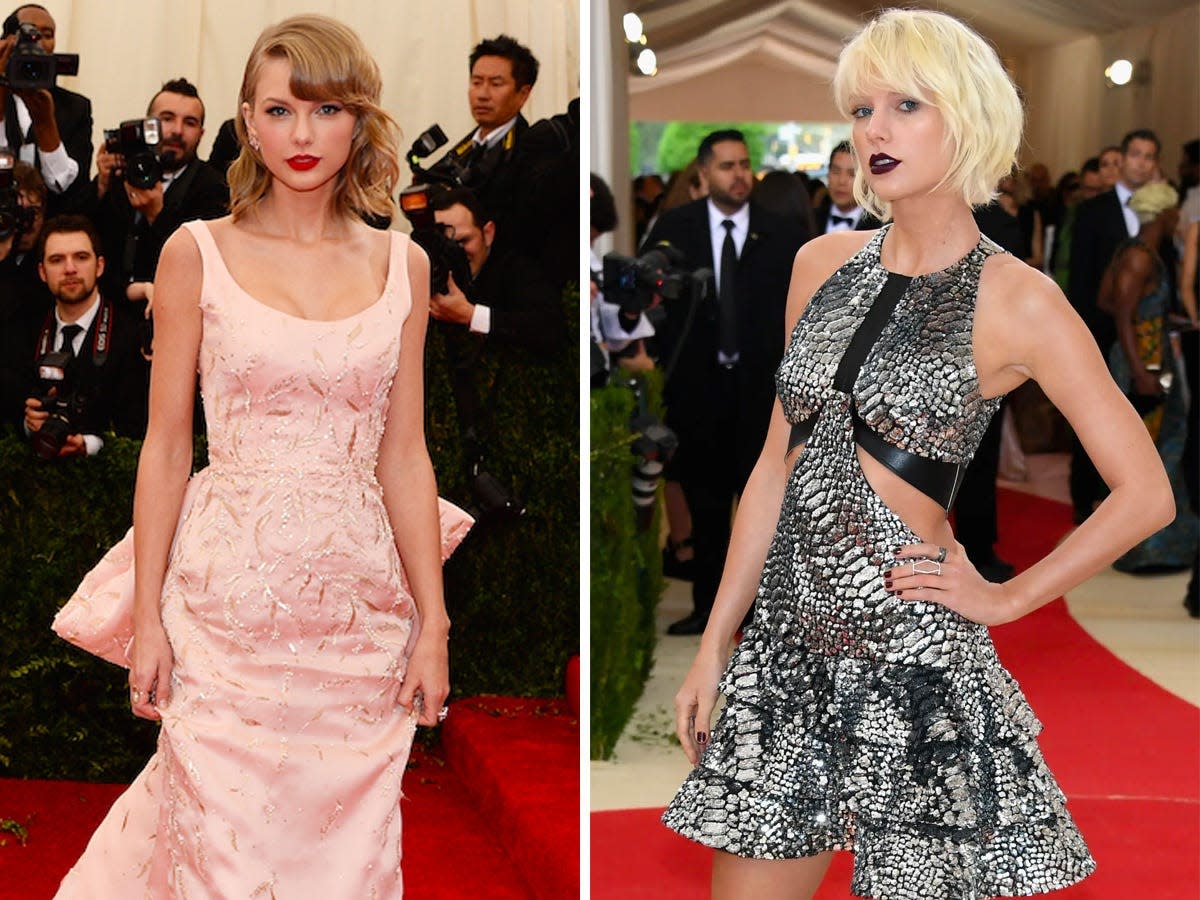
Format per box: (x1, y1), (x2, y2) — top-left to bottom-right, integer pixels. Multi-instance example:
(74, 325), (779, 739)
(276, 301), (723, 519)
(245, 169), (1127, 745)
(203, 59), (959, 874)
(589, 371), (664, 759)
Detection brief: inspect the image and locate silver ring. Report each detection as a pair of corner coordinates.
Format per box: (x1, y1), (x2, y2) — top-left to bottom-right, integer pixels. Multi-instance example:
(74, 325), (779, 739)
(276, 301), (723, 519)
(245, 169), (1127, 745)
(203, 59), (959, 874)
(437, 705), (449, 723)
(131, 688), (142, 702)
(936, 546), (948, 563)
(911, 559), (942, 576)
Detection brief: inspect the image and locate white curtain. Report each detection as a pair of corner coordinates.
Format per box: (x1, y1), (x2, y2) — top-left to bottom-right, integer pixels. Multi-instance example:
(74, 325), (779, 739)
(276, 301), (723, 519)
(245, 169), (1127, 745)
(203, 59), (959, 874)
(44, 0), (579, 188)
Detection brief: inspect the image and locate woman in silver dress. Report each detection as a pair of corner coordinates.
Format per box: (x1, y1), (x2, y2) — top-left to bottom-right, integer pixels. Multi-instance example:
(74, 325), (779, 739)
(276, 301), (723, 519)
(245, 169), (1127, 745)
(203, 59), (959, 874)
(666, 9), (1173, 899)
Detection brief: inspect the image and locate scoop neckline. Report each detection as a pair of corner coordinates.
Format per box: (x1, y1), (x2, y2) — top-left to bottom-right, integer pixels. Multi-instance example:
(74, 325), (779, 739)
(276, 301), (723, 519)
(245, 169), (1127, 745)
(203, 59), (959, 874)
(201, 221), (395, 325)
(873, 223), (985, 280)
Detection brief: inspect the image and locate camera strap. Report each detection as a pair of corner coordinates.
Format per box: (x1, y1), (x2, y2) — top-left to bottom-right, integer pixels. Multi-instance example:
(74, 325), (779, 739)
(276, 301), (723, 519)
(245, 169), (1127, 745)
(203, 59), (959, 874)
(36, 297), (112, 367)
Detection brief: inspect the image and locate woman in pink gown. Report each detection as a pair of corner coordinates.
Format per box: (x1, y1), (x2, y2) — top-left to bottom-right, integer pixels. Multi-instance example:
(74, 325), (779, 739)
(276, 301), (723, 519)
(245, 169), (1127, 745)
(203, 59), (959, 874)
(50, 15), (469, 897)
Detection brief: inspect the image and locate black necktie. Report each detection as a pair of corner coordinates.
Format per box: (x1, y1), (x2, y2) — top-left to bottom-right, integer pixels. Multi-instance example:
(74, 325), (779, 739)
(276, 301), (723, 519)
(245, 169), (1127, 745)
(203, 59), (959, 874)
(59, 324), (83, 357)
(719, 220), (738, 361)
(829, 214), (855, 228)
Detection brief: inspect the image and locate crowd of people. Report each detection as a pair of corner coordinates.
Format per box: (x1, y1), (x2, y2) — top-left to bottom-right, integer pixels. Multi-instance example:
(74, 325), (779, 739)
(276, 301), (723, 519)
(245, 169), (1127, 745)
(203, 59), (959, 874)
(0, 5), (576, 467)
(596, 124), (1199, 628)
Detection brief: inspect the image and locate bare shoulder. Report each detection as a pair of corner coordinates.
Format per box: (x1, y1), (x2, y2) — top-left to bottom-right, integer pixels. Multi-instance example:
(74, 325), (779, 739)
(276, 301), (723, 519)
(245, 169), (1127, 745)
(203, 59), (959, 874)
(157, 222), (204, 281)
(785, 229), (878, 325)
(977, 252), (1069, 325)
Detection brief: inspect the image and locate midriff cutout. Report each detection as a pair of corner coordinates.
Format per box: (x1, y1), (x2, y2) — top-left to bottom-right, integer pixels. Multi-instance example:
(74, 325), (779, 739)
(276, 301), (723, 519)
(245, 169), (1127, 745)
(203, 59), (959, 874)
(854, 442), (956, 546)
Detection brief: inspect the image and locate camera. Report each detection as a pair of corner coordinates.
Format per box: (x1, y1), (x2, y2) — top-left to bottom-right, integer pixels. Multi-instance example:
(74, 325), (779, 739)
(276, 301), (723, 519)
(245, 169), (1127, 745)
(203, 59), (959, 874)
(398, 183), (475, 298)
(406, 124), (469, 189)
(466, 468), (525, 527)
(622, 376), (677, 531)
(0, 150), (36, 241)
(31, 347), (87, 459)
(1, 16), (79, 91)
(602, 243), (703, 317)
(103, 118), (163, 190)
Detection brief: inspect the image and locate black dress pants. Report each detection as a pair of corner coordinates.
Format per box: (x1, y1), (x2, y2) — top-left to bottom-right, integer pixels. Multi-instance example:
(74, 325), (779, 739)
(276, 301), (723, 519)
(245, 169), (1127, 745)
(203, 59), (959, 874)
(670, 369), (744, 619)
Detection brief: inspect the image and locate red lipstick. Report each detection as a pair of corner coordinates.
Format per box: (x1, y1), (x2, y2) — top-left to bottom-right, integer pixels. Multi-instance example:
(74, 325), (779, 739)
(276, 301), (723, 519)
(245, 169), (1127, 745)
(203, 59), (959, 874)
(286, 155), (320, 171)
(869, 153), (900, 175)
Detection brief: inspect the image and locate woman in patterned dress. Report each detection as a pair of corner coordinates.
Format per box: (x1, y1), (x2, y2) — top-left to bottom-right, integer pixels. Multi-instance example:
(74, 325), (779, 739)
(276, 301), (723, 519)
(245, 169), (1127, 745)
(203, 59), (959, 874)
(667, 9), (1173, 899)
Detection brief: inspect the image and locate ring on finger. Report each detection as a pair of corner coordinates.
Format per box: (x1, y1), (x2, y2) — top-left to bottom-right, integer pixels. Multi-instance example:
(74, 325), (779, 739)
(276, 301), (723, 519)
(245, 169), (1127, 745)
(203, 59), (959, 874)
(936, 546), (948, 563)
(437, 705), (449, 723)
(911, 559), (942, 576)
(131, 688), (142, 702)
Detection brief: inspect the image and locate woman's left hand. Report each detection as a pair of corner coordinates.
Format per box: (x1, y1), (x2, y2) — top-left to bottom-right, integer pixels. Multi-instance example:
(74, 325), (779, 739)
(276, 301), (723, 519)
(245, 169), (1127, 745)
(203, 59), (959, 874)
(885, 541), (1020, 627)
(397, 631), (450, 727)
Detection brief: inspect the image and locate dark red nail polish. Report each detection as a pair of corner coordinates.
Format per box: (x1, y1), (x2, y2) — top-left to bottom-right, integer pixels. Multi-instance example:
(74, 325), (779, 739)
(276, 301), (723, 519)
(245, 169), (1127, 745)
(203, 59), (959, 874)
(884, 580), (892, 589)
(697, 732), (707, 745)
(896, 590), (903, 596)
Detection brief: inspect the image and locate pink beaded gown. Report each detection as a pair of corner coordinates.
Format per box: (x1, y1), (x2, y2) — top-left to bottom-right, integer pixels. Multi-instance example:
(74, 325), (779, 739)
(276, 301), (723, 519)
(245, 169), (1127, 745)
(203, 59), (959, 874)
(51, 219), (472, 898)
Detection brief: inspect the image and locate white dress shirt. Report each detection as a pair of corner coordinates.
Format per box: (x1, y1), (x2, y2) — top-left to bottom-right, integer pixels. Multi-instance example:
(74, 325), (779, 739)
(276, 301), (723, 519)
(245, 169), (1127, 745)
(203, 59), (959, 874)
(707, 198), (749, 287)
(0, 96), (79, 193)
(1114, 181), (1139, 238)
(825, 204), (864, 234)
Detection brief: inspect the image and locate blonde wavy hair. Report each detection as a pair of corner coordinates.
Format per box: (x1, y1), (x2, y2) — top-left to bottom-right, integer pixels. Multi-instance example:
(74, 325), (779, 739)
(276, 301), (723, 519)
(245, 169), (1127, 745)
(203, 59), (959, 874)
(228, 14), (400, 222)
(832, 9), (1023, 222)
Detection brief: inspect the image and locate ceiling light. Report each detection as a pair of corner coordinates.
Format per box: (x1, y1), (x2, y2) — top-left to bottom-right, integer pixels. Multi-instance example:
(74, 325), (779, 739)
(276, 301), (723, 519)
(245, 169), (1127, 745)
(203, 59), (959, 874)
(623, 13), (644, 44)
(636, 47), (657, 77)
(1105, 59), (1133, 86)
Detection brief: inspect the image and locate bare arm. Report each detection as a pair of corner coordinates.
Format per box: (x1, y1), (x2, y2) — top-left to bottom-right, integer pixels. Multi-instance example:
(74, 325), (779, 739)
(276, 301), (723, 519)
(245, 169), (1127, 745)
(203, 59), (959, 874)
(895, 260), (1174, 624)
(378, 240), (449, 726)
(1109, 247), (1160, 395)
(128, 227), (202, 718)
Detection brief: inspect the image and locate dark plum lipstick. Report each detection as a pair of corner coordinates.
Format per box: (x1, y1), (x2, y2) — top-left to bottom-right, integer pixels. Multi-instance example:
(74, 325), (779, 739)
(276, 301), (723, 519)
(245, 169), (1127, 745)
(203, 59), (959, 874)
(869, 153), (900, 175)
(287, 155), (320, 171)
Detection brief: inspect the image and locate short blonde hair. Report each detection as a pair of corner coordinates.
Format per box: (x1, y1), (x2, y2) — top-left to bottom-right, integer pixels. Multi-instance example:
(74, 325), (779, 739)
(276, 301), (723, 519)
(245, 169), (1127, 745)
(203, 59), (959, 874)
(229, 14), (400, 222)
(832, 9), (1023, 222)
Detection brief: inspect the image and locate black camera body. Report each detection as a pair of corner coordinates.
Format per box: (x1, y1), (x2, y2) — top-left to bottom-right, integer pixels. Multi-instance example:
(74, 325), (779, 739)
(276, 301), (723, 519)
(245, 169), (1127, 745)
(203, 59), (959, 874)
(0, 150), (36, 240)
(103, 118), (163, 190)
(398, 182), (475, 299)
(31, 348), (87, 459)
(1, 17), (79, 91)
(602, 244), (695, 317)
(407, 124), (469, 190)
(621, 376), (677, 531)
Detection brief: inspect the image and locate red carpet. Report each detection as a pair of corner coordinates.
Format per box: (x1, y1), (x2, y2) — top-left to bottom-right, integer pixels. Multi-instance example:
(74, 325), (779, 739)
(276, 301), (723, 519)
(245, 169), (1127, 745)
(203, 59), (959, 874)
(592, 488), (1200, 898)
(443, 696), (580, 900)
(1, 695), (579, 899)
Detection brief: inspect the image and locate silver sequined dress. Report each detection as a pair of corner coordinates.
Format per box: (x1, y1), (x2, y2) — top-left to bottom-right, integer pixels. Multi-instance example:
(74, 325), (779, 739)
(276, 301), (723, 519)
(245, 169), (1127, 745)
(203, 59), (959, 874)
(662, 227), (1095, 899)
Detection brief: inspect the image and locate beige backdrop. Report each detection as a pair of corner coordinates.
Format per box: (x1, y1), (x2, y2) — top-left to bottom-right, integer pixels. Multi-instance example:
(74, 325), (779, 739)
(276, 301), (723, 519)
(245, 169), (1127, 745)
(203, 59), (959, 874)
(41, 0), (579, 190)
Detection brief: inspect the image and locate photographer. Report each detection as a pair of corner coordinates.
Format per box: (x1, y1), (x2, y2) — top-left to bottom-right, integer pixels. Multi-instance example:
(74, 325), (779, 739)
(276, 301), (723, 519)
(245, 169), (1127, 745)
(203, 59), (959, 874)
(419, 35), (538, 245)
(0, 4), (91, 214)
(429, 186), (564, 353)
(590, 172), (653, 381)
(16, 214), (147, 456)
(90, 77), (228, 312)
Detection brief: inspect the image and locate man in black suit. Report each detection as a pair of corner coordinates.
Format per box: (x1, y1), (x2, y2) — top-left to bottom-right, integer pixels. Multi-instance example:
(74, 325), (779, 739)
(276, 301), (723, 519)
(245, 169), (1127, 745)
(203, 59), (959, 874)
(814, 140), (881, 234)
(0, 4), (92, 215)
(1067, 128), (1160, 522)
(421, 35), (538, 251)
(90, 77), (228, 312)
(16, 215), (148, 456)
(429, 187), (564, 354)
(644, 129), (806, 634)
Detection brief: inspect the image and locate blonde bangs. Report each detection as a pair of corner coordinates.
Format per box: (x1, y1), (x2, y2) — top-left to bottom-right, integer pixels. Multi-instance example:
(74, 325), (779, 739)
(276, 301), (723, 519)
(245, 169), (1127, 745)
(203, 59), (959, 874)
(832, 9), (1023, 222)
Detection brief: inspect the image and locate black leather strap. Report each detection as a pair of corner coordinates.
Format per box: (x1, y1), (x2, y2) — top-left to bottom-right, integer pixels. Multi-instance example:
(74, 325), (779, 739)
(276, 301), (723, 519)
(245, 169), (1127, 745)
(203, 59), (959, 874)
(787, 416), (815, 455)
(852, 407), (964, 509)
(834, 272), (910, 391)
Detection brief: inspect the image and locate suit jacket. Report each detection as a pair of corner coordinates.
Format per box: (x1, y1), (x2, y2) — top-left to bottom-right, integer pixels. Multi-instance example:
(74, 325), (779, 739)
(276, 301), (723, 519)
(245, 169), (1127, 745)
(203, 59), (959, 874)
(3, 86), (93, 215)
(814, 196), (881, 233)
(11, 296), (149, 439)
(90, 159), (229, 298)
(644, 198), (806, 482)
(1068, 189), (1129, 349)
(423, 115), (529, 232)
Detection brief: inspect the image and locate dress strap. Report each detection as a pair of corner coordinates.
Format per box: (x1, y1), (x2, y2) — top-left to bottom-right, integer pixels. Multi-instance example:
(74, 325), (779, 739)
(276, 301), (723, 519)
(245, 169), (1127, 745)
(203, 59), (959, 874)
(833, 272), (911, 391)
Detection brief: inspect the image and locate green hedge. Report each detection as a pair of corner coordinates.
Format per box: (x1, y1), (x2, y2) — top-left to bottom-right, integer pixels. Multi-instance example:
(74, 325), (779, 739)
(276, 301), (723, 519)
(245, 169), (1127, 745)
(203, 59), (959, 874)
(589, 371), (665, 759)
(0, 290), (578, 781)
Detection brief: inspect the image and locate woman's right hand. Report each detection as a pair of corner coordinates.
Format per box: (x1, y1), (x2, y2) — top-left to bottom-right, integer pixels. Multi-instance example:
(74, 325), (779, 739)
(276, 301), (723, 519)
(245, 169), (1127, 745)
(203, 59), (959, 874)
(674, 649), (725, 766)
(129, 619), (173, 720)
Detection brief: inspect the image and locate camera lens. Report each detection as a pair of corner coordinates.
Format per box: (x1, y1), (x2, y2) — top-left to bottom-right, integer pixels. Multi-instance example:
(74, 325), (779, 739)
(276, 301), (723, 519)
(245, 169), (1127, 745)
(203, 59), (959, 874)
(31, 415), (70, 460)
